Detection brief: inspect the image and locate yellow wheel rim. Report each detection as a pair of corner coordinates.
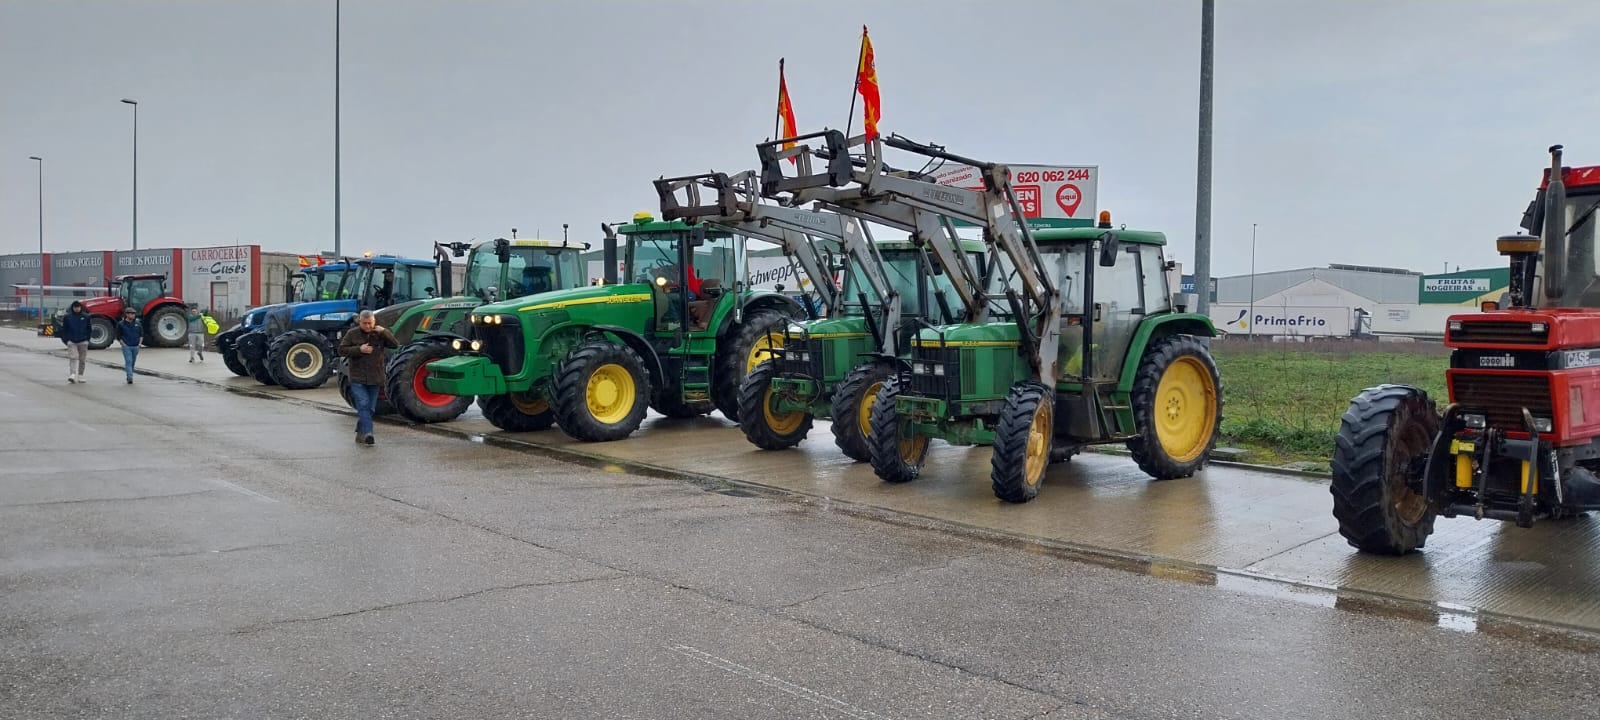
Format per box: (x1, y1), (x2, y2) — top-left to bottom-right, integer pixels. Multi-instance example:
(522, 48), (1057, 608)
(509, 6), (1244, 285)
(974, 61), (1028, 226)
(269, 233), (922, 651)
(510, 391), (548, 416)
(746, 332), (784, 374)
(1154, 356), (1217, 463)
(1023, 400), (1052, 486)
(857, 381), (885, 439)
(762, 387), (806, 435)
(899, 432), (928, 465)
(585, 363), (636, 425)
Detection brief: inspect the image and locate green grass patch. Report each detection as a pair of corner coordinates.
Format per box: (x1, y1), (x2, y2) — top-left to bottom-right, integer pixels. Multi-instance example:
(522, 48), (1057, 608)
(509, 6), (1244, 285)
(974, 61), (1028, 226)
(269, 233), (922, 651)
(1212, 341), (1450, 464)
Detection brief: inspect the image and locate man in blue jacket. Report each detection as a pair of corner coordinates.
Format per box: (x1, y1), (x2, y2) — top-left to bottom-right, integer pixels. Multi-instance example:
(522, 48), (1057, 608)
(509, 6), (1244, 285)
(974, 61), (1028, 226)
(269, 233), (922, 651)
(117, 308), (143, 384)
(56, 300), (92, 384)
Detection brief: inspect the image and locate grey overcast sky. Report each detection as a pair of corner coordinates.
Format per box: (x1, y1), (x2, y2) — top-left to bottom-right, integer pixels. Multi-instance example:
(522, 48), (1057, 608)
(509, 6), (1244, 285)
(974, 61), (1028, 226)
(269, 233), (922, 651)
(4, 0), (1600, 277)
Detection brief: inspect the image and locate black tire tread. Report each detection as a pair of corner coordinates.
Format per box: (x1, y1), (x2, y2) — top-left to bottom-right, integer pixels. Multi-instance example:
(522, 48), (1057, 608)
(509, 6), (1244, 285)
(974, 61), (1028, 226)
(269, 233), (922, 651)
(867, 373), (924, 483)
(551, 341), (651, 442)
(266, 329), (336, 390)
(1329, 384), (1440, 555)
(1127, 335), (1223, 480)
(146, 306), (188, 348)
(829, 360), (899, 463)
(712, 309), (791, 423)
(991, 383), (1052, 504)
(385, 341), (473, 424)
(737, 360), (813, 450)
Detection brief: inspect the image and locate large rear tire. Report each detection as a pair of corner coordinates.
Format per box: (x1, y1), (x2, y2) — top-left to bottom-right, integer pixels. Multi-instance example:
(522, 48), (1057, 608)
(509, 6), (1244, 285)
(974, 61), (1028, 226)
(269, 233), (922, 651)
(712, 309), (790, 423)
(386, 342), (474, 424)
(552, 341), (651, 442)
(237, 331), (278, 386)
(146, 306), (188, 348)
(737, 360), (812, 450)
(1127, 335), (1222, 480)
(867, 374), (929, 484)
(88, 316), (115, 350)
(266, 329), (336, 390)
(829, 360), (898, 463)
(991, 383), (1054, 504)
(1330, 385), (1440, 555)
(478, 391), (553, 432)
(216, 328), (250, 377)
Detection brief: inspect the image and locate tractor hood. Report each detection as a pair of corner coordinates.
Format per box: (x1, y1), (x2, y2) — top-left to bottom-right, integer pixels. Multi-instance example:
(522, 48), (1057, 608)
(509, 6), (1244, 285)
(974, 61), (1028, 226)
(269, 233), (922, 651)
(77, 295), (122, 315)
(791, 315), (868, 339)
(473, 283), (654, 317)
(912, 322), (1021, 348)
(240, 302), (288, 328)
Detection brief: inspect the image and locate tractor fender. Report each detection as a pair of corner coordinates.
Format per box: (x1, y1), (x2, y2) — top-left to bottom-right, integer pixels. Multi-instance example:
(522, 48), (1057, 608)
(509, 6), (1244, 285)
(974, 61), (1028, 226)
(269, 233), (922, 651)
(715, 292), (805, 340)
(583, 324), (666, 388)
(139, 298), (187, 317)
(1113, 313), (1218, 395)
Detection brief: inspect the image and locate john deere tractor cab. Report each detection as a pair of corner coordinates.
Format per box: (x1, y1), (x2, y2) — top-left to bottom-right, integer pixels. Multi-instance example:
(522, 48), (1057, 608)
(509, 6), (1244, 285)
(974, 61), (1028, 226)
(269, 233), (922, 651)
(218, 262), (353, 377)
(360, 234), (590, 425)
(233, 254), (436, 390)
(782, 132), (1220, 503)
(1331, 144), (1600, 555)
(423, 212), (801, 441)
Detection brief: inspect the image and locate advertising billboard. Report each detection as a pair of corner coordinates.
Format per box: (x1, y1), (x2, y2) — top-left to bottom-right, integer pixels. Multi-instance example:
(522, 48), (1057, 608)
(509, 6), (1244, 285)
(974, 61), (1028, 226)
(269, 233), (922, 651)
(50, 251), (112, 289)
(1209, 304), (1351, 337)
(931, 163), (1098, 229)
(183, 245), (260, 316)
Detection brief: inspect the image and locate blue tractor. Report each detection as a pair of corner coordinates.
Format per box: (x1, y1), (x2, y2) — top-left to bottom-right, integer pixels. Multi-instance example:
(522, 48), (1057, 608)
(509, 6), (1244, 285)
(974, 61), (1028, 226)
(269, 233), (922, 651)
(228, 255), (439, 390)
(217, 262), (355, 377)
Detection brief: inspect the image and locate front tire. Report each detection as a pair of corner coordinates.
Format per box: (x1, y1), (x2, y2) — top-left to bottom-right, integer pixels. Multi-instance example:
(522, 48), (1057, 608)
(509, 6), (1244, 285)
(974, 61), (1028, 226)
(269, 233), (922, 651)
(991, 383), (1054, 504)
(552, 341), (651, 442)
(237, 331), (278, 386)
(217, 327), (250, 376)
(829, 360), (899, 463)
(386, 342), (473, 424)
(478, 391), (554, 432)
(266, 329), (336, 390)
(737, 360), (813, 450)
(1330, 385), (1441, 555)
(1127, 335), (1222, 479)
(712, 309), (790, 423)
(867, 374), (929, 484)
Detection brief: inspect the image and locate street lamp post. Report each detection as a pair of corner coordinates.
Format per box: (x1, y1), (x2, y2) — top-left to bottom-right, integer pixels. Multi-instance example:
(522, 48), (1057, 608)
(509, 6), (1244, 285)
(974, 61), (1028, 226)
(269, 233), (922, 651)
(121, 98), (138, 250)
(334, 0), (341, 258)
(28, 156), (44, 328)
(1248, 222), (1257, 340)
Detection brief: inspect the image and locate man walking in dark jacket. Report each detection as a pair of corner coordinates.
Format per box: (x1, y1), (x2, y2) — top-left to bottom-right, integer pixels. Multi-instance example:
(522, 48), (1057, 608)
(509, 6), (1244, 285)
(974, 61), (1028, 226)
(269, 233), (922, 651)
(56, 300), (92, 383)
(118, 308), (143, 384)
(338, 310), (399, 445)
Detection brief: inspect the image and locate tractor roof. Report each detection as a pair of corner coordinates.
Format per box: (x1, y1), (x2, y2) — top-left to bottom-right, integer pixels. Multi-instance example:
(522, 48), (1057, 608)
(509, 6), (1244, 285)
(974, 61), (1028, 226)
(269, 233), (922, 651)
(876, 238), (987, 253)
(1032, 227), (1166, 246)
(1544, 165), (1600, 191)
(358, 255), (435, 268)
(617, 213), (733, 237)
(111, 273), (166, 281)
(476, 238), (592, 251)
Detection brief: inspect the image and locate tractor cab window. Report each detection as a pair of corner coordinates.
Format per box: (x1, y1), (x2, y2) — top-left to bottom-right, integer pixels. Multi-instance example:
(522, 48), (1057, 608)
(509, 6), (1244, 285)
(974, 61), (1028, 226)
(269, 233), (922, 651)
(470, 247), (583, 300)
(1141, 246), (1172, 314)
(1089, 243), (1145, 382)
(396, 264), (435, 302)
(122, 278), (163, 312)
(628, 229), (735, 330)
(1568, 193), (1600, 281)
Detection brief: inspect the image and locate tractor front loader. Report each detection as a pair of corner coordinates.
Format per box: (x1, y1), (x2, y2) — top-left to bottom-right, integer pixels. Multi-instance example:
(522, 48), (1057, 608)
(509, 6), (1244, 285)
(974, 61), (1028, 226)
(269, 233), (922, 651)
(768, 130), (1219, 502)
(1332, 144), (1600, 554)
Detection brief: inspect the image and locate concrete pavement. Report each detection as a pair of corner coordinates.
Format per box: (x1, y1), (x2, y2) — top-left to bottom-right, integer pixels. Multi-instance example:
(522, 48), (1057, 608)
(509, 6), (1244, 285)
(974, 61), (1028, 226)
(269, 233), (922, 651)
(4, 344), (1600, 718)
(5, 326), (1600, 636)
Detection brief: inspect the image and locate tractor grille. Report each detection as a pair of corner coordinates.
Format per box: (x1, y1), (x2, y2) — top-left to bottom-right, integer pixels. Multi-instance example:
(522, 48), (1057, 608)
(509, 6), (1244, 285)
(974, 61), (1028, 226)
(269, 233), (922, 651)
(1449, 372), (1552, 430)
(778, 338), (824, 379)
(474, 320), (524, 377)
(909, 345), (962, 400)
(1451, 320), (1546, 345)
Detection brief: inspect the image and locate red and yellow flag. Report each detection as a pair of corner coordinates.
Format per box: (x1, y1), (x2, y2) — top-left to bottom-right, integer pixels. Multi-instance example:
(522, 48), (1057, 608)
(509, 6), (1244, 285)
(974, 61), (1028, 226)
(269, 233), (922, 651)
(297, 255), (312, 268)
(777, 59), (799, 164)
(856, 25), (881, 141)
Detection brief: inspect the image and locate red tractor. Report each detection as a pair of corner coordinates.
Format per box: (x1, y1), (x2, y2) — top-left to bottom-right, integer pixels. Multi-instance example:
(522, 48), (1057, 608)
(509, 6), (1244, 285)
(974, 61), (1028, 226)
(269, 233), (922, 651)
(77, 273), (191, 350)
(1332, 145), (1600, 554)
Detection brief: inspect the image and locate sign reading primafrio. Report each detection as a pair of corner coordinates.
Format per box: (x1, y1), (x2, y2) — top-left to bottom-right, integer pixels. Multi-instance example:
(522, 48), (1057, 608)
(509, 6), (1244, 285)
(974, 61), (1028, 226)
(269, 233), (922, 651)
(1208, 304), (1351, 337)
(930, 162), (1099, 229)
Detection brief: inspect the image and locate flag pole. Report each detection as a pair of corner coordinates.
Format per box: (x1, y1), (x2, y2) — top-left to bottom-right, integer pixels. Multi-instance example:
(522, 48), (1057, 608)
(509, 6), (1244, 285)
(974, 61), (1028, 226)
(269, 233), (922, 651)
(774, 58), (785, 141)
(845, 26), (865, 141)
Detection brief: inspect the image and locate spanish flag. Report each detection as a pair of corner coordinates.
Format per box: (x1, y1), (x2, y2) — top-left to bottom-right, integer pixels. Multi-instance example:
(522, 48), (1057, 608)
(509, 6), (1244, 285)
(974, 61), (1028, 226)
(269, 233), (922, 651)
(777, 59), (799, 164)
(855, 25), (881, 141)
(297, 255), (312, 268)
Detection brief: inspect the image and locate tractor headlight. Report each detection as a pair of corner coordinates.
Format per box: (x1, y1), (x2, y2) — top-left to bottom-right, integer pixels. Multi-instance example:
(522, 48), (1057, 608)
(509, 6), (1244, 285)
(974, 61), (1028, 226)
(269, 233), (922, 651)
(452, 339), (465, 351)
(795, 351), (809, 362)
(933, 364), (946, 376)
(1531, 322), (1548, 334)
(470, 314), (480, 324)
(470, 340), (483, 352)
(1461, 413), (1487, 429)
(1448, 320), (1463, 333)
(912, 362), (928, 375)
(1532, 416), (1553, 433)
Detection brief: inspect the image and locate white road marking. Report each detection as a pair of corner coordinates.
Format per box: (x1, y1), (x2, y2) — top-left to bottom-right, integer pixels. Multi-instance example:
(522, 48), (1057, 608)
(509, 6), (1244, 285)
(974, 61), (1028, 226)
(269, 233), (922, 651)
(666, 645), (891, 720)
(66, 420), (98, 433)
(204, 477), (280, 504)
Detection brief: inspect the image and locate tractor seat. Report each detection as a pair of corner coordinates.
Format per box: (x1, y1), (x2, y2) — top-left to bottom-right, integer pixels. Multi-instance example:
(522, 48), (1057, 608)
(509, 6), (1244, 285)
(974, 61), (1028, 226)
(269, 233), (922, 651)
(687, 299), (714, 330)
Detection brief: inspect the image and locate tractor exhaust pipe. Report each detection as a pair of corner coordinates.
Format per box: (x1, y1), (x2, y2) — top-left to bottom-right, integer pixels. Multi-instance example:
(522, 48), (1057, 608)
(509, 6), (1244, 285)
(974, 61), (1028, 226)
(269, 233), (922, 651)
(1543, 145), (1567, 302)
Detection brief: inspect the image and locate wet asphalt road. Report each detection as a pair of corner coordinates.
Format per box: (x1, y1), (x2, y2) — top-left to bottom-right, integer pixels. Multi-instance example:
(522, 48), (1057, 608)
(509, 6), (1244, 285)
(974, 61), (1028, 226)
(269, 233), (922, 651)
(2, 344), (1599, 719)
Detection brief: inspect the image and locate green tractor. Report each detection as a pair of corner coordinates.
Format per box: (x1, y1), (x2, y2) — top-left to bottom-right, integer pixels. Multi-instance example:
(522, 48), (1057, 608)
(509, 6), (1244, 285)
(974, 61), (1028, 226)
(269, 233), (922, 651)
(423, 213), (804, 440)
(654, 162), (988, 461)
(337, 235), (591, 424)
(795, 133), (1222, 503)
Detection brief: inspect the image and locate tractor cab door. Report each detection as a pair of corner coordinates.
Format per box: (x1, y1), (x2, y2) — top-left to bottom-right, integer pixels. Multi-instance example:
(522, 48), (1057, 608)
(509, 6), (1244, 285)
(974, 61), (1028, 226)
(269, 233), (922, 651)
(126, 277), (165, 315)
(1086, 243), (1147, 383)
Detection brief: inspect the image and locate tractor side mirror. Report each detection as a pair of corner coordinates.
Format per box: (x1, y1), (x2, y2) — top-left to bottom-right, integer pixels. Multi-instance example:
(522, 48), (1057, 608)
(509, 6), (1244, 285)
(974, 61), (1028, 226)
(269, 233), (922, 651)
(686, 227), (707, 248)
(1097, 231), (1121, 267)
(425, 286), (436, 298)
(493, 238), (511, 264)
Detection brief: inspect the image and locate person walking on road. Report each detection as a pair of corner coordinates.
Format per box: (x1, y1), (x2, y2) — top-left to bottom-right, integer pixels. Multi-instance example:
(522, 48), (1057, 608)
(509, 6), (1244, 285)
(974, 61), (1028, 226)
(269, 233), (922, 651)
(186, 304), (206, 363)
(118, 308), (143, 384)
(338, 309), (399, 445)
(56, 300), (92, 384)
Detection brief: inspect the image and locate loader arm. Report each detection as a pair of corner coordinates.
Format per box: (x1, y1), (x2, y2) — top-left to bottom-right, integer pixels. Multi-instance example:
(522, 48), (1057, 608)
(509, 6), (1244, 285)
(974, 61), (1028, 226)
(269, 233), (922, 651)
(758, 130), (1061, 386)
